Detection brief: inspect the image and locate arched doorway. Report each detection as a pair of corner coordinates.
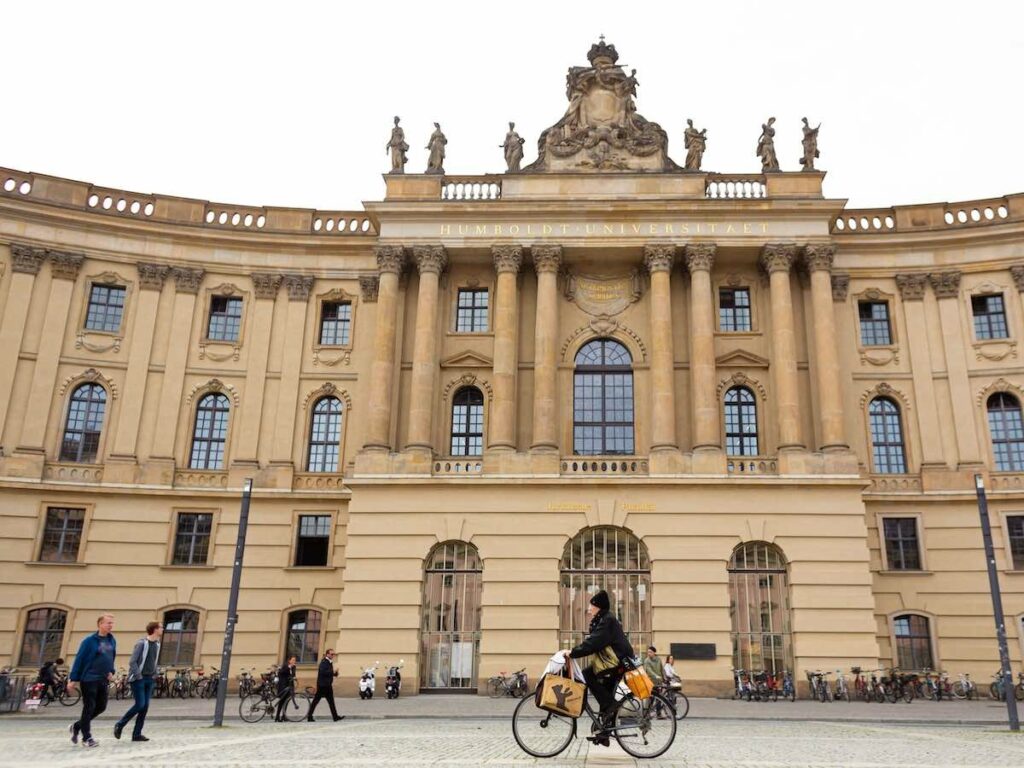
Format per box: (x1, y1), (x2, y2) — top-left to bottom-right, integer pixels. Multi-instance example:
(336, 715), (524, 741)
(559, 526), (651, 651)
(728, 541), (793, 675)
(420, 540), (482, 691)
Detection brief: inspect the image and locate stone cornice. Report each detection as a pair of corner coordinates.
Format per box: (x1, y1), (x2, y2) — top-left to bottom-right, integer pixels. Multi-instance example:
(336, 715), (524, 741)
(759, 243), (799, 274)
(136, 262), (170, 291)
(929, 270), (961, 299)
(895, 273), (928, 301)
(10, 243), (47, 274)
(532, 244), (562, 273)
(643, 244), (675, 273)
(412, 245), (448, 275)
(492, 245), (523, 274)
(375, 245), (406, 275)
(684, 243), (715, 273)
(251, 272), (283, 300)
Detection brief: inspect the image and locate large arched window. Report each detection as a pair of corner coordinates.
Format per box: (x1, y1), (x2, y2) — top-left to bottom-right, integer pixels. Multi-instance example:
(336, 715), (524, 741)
(573, 339), (634, 455)
(988, 392), (1024, 472)
(728, 542), (792, 675)
(450, 387), (484, 456)
(60, 383), (107, 463)
(421, 541), (482, 690)
(892, 614), (934, 670)
(560, 526), (651, 651)
(159, 608), (199, 667)
(189, 393), (230, 470)
(19, 607), (67, 667)
(307, 396), (343, 472)
(724, 386), (758, 456)
(286, 609), (322, 664)
(868, 397), (906, 474)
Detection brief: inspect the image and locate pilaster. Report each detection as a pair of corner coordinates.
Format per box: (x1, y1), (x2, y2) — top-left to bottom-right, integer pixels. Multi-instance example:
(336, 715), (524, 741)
(0, 245), (45, 450)
(530, 244), (562, 460)
(404, 245), (447, 457)
(360, 246), (405, 457)
(488, 245), (522, 452)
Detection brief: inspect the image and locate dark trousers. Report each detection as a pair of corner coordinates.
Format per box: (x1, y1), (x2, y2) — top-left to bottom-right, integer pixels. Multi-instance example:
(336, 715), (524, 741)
(583, 668), (619, 721)
(116, 677), (154, 737)
(307, 685), (339, 719)
(75, 680), (109, 739)
(274, 687), (293, 721)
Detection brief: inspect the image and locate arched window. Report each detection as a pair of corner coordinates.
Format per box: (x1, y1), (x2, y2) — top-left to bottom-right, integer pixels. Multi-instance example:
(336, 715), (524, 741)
(287, 609), (322, 664)
(159, 609), (199, 667)
(728, 542), (792, 676)
(988, 392), (1024, 472)
(892, 614), (934, 670)
(869, 397), (906, 474)
(190, 393), (230, 470)
(450, 387), (483, 456)
(724, 386), (758, 456)
(421, 541), (482, 690)
(573, 339), (634, 455)
(560, 527), (651, 651)
(19, 607), (67, 667)
(59, 383), (107, 463)
(307, 396), (343, 472)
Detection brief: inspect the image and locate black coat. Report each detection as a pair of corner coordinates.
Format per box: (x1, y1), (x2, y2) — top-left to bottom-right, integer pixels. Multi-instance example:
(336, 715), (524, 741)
(316, 658), (337, 688)
(568, 610), (635, 664)
(276, 663), (295, 696)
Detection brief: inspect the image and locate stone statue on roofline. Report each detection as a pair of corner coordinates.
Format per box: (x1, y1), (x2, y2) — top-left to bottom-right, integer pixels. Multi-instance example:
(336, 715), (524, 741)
(756, 117), (779, 172)
(425, 123), (447, 175)
(385, 116), (408, 174)
(800, 117), (821, 172)
(501, 122), (525, 172)
(683, 119), (707, 171)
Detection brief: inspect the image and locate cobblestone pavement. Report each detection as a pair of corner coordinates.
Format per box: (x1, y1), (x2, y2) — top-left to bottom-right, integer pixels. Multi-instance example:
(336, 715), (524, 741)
(2, 716), (1023, 767)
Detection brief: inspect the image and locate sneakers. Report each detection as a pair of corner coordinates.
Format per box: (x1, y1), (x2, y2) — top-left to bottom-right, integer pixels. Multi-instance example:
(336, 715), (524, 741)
(113, 722), (124, 740)
(132, 735), (150, 742)
(83, 738), (99, 748)
(69, 723), (79, 744)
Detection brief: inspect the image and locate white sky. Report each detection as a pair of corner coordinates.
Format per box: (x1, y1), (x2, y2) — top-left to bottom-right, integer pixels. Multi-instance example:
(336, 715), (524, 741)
(3, 1), (1022, 212)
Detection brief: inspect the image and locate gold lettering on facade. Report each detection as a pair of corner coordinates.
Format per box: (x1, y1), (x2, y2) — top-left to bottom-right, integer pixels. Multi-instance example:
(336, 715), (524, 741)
(476, 224), (488, 235)
(621, 503), (656, 512)
(437, 221), (770, 238)
(547, 502), (592, 512)
(440, 224), (451, 235)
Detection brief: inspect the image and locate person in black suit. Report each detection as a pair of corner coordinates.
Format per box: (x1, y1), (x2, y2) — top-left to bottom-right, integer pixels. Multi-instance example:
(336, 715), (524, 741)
(274, 656), (297, 722)
(307, 649), (344, 722)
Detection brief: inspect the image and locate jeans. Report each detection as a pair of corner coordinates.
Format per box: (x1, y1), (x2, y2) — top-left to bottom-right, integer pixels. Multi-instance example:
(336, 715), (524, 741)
(75, 680), (109, 740)
(116, 677), (154, 737)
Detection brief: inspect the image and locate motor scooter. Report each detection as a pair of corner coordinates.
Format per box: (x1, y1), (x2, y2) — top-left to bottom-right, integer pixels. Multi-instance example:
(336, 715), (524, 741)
(358, 662), (379, 700)
(385, 660), (404, 699)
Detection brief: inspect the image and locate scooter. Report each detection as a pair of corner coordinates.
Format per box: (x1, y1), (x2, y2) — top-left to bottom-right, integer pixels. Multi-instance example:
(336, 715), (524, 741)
(358, 662), (379, 700)
(385, 660), (404, 699)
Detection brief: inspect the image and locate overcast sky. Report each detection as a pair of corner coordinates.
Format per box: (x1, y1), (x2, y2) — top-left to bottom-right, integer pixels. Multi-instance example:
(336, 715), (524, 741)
(3, 1), (1022, 212)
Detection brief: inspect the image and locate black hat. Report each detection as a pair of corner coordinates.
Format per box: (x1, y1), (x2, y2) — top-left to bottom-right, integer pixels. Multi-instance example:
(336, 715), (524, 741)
(590, 590), (610, 612)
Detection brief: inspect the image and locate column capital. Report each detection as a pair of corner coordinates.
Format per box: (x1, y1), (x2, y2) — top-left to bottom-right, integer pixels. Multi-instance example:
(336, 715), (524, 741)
(803, 243), (836, 273)
(413, 244), (448, 275)
(896, 273), (929, 301)
(643, 243), (676, 273)
(10, 244), (47, 274)
(684, 243), (715, 272)
(1011, 265), (1024, 293)
(137, 262), (170, 291)
(929, 270), (961, 299)
(374, 245), (406, 275)
(759, 243), (799, 274)
(251, 272), (283, 300)
(283, 274), (314, 302)
(492, 245), (523, 274)
(171, 266), (205, 294)
(531, 244), (562, 273)
(48, 249), (84, 280)
(359, 275), (379, 302)
(831, 273), (850, 302)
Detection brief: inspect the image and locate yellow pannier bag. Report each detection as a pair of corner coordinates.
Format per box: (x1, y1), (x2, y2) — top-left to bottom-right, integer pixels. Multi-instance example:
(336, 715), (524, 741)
(624, 667), (654, 700)
(535, 672), (586, 718)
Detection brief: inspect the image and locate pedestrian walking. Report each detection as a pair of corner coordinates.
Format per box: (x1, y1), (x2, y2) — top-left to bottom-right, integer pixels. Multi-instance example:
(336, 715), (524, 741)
(273, 656), (297, 722)
(67, 614), (117, 748)
(113, 621), (162, 742)
(307, 648), (345, 722)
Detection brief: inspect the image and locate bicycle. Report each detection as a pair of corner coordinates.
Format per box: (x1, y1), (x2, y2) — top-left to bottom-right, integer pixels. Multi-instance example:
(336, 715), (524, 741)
(807, 671), (832, 703)
(884, 669), (915, 704)
(239, 685), (311, 723)
(654, 682), (689, 719)
(488, 668), (529, 698)
(779, 670), (796, 702)
(990, 671), (1024, 701)
(39, 674), (80, 707)
(951, 672), (975, 700)
(732, 668), (754, 701)
(512, 672), (677, 759)
(196, 668), (220, 699)
(833, 670), (850, 702)
(237, 668), (256, 698)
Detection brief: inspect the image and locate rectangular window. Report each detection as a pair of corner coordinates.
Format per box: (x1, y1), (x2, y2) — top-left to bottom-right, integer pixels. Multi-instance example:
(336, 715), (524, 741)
(294, 514), (331, 567)
(171, 512), (213, 565)
(84, 285), (126, 333)
(38, 507), (85, 562)
(858, 301), (892, 346)
(1008, 515), (1024, 570)
(207, 296), (243, 342)
(883, 517), (921, 571)
(719, 288), (751, 332)
(972, 294), (1009, 340)
(456, 289), (489, 332)
(319, 301), (352, 346)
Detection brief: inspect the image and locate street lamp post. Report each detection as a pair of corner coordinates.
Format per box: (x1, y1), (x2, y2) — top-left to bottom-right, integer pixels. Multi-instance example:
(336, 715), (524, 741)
(213, 477), (254, 727)
(974, 473), (1020, 731)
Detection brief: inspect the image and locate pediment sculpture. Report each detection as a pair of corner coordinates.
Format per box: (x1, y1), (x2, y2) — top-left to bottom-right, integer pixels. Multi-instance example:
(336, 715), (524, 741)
(523, 39), (679, 173)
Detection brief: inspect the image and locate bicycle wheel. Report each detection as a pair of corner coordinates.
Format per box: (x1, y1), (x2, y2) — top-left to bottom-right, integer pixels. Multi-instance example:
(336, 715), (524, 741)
(283, 692), (311, 722)
(614, 693), (676, 759)
(1015, 684), (1024, 702)
(511, 695), (575, 758)
(673, 692), (690, 720)
(901, 685), (914, 703)
(60, 687), (81, 706)
(487, 678), (503, 698)
(239, 694), (269, 723)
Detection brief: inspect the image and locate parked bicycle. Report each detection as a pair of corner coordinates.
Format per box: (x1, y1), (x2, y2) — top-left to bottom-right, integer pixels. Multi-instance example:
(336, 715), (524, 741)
(654, 683), (689, 719)
(952, 672), (976, 700)
(832, 670), (850, 702)
(806, 670), (832, 702)
(487, 668), (529, 698)
(990, 671), (1024, 701)
(237, 668), (256, 698)
(732, 668), (755, 701)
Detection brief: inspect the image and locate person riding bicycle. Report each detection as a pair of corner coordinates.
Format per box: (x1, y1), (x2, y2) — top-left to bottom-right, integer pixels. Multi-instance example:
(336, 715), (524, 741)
(37, 658), (64, 703)
(567, 590), (634, 747)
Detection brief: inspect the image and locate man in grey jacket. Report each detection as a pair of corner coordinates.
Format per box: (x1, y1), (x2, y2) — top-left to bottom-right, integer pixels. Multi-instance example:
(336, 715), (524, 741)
(113, 622), (162, 742)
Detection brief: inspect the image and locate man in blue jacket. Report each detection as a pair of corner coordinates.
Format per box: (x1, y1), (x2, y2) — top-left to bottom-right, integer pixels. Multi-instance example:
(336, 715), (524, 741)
(67, 614), (116, 748)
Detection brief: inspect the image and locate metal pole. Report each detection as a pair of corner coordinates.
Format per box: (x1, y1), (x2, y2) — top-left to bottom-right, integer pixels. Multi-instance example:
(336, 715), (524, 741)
(974, 474), (1020, 731)
(213, 478), (253, 727)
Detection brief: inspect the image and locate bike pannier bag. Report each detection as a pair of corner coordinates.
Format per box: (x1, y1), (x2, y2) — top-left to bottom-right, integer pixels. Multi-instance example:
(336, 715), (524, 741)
(624, 668), (654, 700)
(535, 672), (585, 718)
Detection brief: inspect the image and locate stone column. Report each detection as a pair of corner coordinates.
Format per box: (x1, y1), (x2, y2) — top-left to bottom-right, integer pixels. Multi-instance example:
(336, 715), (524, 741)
(644, 244), (678, 451)
(16, 250), (84, 458)
(489, 245), (522, 451)
(684, 244), (719, 452)
(404, 246), (447, 453)
(530, 245), (562, 452)
(268, 275), (313, 480)
(363, 246), (405, 452)
(803, 245), (848, 450)
(0, 245), (46, 450)
(108, 263), (169, 467)
(895, 273), (946, 469)
(760, 243), (804, 451)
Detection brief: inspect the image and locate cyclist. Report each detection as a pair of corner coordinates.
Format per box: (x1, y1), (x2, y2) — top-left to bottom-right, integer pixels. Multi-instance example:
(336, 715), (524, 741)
(643, 646), (668, 718)
(37, 657), (64, 703)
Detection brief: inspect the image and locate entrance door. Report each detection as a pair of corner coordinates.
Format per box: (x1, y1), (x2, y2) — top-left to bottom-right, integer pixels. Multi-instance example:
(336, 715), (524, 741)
(421, 541), (482, 691)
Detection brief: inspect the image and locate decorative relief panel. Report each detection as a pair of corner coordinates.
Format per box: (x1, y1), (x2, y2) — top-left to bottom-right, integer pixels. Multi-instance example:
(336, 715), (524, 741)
(58, 368), (119, 400)
(442, 373), (493, 403)
(560, 316), (647, 362)
(975, 377), (1024, 406)
(185, 378), (240, 407)
(563, 270), (644, 317)
(301, 382), (353, 411)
